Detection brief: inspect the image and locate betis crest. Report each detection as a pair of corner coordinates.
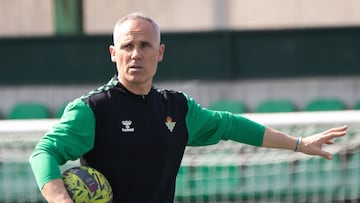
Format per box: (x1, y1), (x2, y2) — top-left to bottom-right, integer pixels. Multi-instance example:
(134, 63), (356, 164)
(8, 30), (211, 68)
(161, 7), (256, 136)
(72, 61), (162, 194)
(165, 116), (176, 132)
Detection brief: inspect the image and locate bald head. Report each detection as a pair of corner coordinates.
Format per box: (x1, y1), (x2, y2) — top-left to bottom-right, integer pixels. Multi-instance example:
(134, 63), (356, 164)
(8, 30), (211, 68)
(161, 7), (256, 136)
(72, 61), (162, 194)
(113, 12), (161, 46)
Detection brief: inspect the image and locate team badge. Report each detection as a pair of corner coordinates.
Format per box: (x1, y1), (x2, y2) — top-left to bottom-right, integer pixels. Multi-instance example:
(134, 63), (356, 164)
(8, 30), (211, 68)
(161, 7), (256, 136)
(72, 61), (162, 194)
(165, 116), (176, 132)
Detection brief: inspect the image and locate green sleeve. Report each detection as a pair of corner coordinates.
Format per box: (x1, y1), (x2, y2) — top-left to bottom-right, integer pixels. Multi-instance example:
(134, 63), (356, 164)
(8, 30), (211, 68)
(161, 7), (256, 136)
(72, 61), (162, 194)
(184, 94), (265, 146)
(29, 98), (96, 190)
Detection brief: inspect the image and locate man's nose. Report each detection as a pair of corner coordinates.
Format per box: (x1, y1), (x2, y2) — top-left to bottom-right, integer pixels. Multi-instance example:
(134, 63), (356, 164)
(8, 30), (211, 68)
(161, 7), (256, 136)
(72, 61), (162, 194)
(131, 48), (141, 59)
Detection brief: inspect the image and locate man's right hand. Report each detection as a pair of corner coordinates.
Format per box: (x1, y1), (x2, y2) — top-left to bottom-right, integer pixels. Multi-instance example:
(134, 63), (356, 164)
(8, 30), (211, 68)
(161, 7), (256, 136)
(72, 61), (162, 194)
(41, 179), (73, 203)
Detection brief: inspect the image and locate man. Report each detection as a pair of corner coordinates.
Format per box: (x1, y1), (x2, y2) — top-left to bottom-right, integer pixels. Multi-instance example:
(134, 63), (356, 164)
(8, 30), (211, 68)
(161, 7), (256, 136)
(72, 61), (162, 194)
(30, 12), (347, 203)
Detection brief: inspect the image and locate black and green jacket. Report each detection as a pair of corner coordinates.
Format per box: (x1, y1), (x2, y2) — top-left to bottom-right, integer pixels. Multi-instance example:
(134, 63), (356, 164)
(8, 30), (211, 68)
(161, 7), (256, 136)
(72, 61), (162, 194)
(30, 76), (265, 203)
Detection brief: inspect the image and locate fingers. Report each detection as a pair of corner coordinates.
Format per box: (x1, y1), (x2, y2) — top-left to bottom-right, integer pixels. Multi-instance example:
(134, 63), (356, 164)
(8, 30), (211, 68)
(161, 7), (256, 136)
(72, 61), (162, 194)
(322, 125), (347, 135)
(322, 151), (333, 160)
(301, 125), (347, 159)
(320, 125), (347, 141)
(321, 126), (347, 159)
(325, 140), (334, 145)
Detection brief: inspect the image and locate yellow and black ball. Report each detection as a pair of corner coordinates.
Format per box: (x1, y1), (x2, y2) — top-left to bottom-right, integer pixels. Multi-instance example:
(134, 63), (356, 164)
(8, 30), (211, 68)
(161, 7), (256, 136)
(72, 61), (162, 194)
(62, 166), (113, 203)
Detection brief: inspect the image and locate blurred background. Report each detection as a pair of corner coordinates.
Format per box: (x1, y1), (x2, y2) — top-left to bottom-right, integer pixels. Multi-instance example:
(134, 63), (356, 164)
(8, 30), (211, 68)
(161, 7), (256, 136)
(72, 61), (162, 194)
(0, 0), (360, 116)
(1, 0), (360, 202)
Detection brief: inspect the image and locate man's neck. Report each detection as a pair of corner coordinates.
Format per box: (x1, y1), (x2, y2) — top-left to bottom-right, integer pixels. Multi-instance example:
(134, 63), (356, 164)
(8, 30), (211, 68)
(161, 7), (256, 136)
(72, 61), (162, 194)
(118, 77), (152, 95)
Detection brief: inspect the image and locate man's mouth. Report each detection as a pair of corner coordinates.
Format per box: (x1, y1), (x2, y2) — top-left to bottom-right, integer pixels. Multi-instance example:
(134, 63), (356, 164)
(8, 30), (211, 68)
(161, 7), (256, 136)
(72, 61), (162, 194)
(129, 65), (143, 69)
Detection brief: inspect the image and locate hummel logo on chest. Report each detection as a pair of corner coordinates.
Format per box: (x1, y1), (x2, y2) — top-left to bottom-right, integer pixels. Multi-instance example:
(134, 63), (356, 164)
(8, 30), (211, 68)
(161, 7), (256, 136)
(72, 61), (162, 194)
(121, 120), (134, 132)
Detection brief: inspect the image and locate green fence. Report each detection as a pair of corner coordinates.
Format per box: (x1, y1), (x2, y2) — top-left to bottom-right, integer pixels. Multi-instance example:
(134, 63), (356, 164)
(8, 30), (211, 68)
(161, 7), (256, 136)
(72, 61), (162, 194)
(1, 27), (360, 85)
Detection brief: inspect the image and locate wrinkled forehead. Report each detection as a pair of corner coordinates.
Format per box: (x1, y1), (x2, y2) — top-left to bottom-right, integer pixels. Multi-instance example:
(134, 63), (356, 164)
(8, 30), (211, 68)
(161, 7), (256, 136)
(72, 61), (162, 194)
(113, 19), (160, 45)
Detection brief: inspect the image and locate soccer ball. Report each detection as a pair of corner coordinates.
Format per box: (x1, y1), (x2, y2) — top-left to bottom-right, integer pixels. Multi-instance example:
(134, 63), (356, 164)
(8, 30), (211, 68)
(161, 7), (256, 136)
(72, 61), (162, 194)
(62, 166), (113, 203)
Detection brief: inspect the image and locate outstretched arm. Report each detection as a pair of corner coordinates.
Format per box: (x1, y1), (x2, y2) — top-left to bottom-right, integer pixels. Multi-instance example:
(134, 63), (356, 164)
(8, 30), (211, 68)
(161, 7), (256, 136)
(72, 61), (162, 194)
(261, 125), (347, 160)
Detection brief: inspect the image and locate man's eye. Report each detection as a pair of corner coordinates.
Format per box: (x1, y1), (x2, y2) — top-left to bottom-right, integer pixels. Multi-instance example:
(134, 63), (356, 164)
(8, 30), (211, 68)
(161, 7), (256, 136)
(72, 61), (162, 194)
(141, 43), (151, 48)
(122, 44), (132, 49)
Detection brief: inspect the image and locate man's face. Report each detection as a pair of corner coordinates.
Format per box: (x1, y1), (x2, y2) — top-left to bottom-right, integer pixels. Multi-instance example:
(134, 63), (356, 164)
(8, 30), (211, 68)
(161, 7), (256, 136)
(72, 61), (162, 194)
(109, 19), (165, 90)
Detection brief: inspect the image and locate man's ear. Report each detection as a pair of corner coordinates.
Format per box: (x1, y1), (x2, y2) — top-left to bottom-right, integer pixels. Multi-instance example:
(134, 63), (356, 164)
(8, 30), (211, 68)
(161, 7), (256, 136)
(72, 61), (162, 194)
(109, 45), (116, 62)
(158, 44), (165, 62)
